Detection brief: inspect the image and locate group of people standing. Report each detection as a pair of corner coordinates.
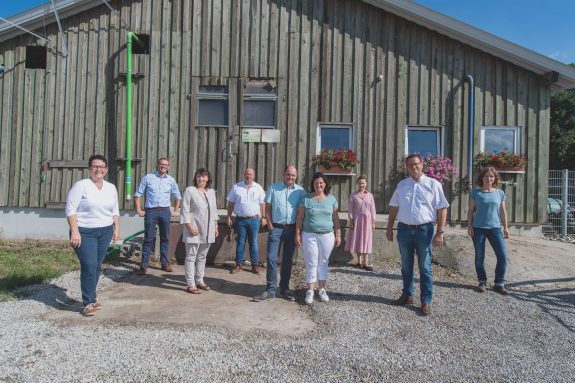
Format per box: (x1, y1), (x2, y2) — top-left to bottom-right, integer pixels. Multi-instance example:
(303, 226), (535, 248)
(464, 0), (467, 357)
(65, 154), (510, 317)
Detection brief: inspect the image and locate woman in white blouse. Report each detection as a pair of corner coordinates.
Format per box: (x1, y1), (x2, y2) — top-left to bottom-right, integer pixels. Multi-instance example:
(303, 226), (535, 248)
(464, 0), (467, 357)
(180, 168), (219, 294)
(65, 155), (120, 316)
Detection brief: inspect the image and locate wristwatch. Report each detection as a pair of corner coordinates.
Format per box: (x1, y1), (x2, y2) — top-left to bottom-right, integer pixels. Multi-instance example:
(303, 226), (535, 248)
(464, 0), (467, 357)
(436, 229), (445, 235)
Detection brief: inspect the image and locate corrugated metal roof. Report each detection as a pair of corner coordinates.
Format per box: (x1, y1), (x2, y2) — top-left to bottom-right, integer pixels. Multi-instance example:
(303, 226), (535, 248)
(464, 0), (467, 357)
(1, 0), (574, 89)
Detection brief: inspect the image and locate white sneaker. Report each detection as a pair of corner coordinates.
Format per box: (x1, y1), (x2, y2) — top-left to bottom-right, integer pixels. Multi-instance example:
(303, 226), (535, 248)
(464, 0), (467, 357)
(305, 290), (314, 305)
(318, 288), (329, 302)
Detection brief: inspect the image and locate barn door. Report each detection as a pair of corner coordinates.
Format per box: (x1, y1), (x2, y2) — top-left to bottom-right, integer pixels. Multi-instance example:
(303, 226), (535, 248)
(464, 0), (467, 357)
(235, 79), (279, 188)
(189, 78), (279, 207)
(189, 78), (239, 208)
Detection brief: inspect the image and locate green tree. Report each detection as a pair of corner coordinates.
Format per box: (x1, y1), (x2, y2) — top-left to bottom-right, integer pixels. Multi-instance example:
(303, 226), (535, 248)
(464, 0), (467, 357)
(549, 64), (575, 170)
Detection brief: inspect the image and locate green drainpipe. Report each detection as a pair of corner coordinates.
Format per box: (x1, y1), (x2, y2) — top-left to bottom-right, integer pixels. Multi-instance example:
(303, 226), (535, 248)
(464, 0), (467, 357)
(125, 32), (142, 201)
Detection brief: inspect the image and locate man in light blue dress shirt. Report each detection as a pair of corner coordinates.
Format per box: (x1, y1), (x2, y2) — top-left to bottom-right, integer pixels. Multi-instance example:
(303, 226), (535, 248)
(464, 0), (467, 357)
(254, 165), (306, 301)
(134, 158), (182, 274)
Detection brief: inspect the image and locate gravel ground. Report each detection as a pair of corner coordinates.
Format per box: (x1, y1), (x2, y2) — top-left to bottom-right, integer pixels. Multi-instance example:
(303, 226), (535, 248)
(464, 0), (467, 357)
(1, 260), (574, 382)
(543, 233), (575, 244)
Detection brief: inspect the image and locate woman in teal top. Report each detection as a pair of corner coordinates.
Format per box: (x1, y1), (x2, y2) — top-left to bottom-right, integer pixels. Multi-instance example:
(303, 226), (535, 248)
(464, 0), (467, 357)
(467, 167), (510, 295)
(296, 173), (341, 305)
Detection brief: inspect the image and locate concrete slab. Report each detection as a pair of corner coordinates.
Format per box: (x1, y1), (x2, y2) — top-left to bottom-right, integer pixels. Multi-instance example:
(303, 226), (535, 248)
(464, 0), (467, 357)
(37, 226), (574, 337)
(42, 265), (316, 336)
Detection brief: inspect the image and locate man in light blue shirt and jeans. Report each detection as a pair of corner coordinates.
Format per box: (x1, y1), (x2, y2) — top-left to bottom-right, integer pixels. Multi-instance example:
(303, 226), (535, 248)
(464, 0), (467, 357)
(254, 165), (306, 301)
(134, 158), (182, 274)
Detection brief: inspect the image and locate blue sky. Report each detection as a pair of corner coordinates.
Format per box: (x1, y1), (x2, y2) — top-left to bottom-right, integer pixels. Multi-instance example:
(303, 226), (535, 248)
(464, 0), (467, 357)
(413, 0), (575, 64)
(1, 0), (574, 64)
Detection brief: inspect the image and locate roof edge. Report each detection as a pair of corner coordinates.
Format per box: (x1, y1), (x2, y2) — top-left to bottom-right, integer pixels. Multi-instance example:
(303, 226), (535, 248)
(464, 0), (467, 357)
(364, 0), (575, 90)
(0, 0), (100, 44)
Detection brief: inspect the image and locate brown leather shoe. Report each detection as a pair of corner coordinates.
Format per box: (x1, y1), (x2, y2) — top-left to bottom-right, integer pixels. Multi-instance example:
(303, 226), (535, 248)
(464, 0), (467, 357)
(392, 294), (414, 305)
(421, 302), (432, 316)
(494, 285), (510, 295)
(136, 266), (148, 275)
(231, 265), (242, 274)
(197, 284), (211, 291)
(252, 265), (261, 275)
(475, 283), (487, 293)
(82, 304), (97, 317)
(161, 263), (174, 272)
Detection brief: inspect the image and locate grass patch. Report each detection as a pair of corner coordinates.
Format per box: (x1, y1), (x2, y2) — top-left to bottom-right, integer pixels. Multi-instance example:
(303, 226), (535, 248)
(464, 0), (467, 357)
(0, 240), (79, 301)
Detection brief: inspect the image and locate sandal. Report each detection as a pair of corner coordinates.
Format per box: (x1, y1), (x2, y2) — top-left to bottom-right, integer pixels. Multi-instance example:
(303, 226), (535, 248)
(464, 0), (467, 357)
(186, 287), (201, 294)
(354, 263), (361, 268)
(197, 284), (211, 291)
(362, 265), (374, 271)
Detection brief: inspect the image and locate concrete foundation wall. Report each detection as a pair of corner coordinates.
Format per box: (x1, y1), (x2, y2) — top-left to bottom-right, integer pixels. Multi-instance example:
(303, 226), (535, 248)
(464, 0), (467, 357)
(0, 208), (540, 266)
(0, 208), (145, 240)
(0, 208), (400, 265)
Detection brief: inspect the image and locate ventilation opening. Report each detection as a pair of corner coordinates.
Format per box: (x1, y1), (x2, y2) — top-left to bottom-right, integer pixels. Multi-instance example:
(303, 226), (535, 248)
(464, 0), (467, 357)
(132, 34), (150, 55)
(25, 46), (47, 69)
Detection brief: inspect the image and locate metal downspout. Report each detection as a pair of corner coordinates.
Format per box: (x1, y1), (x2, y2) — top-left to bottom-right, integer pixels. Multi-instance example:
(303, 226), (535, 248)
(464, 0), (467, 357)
(465, 75), (475, 191)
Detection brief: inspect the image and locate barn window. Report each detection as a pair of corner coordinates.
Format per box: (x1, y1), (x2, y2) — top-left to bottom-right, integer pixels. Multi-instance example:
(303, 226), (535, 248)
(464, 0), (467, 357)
(480, 126), (521, 154)
(25, 46), (47, 69)
(405, 126), (444, 156)
(316, 123), (354, 152)
(242, 80), (277, 128)
(197, 85), (228, 127)
(132, 34), (150, 55)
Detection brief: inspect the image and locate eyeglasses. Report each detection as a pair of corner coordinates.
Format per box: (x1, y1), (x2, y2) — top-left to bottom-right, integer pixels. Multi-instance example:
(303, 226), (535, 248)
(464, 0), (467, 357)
(158, 163), (170, 167)
(406, 162), (422, 167)
(90, 165), (107, 170)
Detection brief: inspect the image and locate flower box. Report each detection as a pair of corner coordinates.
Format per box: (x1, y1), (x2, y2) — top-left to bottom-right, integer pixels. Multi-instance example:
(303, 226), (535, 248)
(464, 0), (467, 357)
(474, 151), (527, 170)
(317, 165), (355, 175)
(312, 148), (359, 174)
(492, 166), (525, 172)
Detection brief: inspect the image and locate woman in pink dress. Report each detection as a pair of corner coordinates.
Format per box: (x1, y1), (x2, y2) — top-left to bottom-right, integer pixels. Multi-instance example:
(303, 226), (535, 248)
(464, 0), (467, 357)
(345, 175), (377, 270)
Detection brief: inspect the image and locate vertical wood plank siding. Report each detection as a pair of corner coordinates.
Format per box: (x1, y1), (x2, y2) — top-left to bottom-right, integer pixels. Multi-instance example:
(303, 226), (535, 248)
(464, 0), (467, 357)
(0, 0), (550, 224)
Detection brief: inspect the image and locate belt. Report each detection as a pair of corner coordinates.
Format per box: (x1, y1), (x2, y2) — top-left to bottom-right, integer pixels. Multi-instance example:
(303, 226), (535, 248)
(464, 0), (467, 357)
(273, 223), (295, 228)
(314, 231), (333, 235)
(398, 222), (433, 228)
(146, 207), (170, 211)
(237, 215), (259, 219)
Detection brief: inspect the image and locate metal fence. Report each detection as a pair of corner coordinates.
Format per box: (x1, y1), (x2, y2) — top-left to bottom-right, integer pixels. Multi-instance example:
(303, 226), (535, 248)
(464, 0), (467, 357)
(545, 170), (575, 236)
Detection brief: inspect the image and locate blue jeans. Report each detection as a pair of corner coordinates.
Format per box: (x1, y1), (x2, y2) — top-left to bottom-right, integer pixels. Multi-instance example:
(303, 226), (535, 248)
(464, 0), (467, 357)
(141, 208), (171, 267)
(72, 225), (114, 306)
(472, 227), (508, 286)
(396, 222), (434, 304)
(235, 217), (260, 265)
(265, 226), (297, 294)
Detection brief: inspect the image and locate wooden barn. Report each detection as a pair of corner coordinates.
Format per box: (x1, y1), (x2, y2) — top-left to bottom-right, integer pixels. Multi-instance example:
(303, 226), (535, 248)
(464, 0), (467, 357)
(1, 0), (575, 234)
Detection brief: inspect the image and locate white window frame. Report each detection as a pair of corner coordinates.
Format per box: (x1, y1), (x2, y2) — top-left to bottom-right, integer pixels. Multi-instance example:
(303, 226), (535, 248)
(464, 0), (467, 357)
(480, 126), (521, 154)
(404, 125), (444, 156)
(196, 85), (229, 128)
(316, 122), (354, 153)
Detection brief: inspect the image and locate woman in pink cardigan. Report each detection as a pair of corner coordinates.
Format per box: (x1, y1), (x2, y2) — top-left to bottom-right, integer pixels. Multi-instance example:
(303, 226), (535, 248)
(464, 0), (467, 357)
(345, 175), (376, 270)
